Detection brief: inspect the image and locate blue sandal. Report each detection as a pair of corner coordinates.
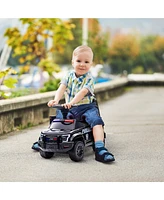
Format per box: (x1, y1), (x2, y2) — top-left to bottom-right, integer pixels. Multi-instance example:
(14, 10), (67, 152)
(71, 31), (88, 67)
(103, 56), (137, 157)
(95, 147), (115, 163)
(31, 142), (39, 151)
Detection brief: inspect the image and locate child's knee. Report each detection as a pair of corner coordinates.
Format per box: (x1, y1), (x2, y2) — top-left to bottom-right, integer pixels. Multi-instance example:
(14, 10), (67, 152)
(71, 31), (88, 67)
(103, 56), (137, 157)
(89, 118), (104, 128)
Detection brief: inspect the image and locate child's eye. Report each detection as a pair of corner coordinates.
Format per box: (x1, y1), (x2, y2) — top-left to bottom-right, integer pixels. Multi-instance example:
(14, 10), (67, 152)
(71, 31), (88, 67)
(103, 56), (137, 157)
(77, 60), (81, 62)
(85, 61), (89, 63)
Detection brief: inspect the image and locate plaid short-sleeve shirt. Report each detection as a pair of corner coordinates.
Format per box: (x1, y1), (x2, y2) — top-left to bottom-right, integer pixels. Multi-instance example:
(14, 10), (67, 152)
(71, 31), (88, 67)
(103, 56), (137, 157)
(61, 70), (95, 105)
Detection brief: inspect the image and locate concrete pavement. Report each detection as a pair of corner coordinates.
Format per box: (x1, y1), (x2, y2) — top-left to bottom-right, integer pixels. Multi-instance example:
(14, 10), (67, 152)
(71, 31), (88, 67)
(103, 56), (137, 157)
(0, 86), (164, 182)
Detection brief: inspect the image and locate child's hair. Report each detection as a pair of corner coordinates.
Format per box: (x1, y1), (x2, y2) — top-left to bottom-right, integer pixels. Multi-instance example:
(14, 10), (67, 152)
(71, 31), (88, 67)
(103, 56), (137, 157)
(72, 45), (93, 60)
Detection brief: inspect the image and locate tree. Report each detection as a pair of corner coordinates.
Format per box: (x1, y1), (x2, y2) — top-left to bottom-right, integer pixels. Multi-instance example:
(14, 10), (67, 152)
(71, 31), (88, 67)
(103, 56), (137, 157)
(88, 19), (110, 65)
(134, 35), (158, 73)
(109, 33), (140, 74)
(53, 18), (82, 65)
(153, 36), (164, 72)
(0, 68), (17, 99)
(53, 18), (111, 66)
(4, 18), (75, 76)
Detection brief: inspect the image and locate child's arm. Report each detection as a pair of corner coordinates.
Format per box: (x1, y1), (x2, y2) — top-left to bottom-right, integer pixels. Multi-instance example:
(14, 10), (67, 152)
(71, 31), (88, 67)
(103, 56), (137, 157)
(47, 84), (66, 107)
(62, 88), (89, 109)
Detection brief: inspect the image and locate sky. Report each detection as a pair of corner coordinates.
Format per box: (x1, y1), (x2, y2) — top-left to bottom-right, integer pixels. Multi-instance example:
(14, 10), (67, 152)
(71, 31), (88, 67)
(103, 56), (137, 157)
(99, 18), (164, 35)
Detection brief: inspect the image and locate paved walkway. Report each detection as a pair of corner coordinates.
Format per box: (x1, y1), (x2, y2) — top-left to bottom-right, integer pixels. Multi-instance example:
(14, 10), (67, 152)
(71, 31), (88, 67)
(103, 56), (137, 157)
(0, 87), (164, 182)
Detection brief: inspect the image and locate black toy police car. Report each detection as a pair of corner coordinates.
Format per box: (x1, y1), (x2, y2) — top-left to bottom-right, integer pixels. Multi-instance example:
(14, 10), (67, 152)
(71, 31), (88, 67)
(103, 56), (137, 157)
(36, 104), (106, 162)
(37, 105), (104, 162)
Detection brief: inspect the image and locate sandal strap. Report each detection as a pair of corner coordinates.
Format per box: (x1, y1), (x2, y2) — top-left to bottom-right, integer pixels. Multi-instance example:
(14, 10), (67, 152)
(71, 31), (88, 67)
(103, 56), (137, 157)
(95, 147), (114, 157)
(95, 147), (108, 153)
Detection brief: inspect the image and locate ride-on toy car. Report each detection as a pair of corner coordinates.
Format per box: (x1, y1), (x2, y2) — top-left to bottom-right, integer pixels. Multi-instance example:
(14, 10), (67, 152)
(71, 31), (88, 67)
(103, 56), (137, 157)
(36, 104), (106, 162)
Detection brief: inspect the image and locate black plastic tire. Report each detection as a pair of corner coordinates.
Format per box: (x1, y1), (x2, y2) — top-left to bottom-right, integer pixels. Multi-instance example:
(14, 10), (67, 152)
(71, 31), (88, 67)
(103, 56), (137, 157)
(69, 141), (84, 162)
(40, 150), (54, 159)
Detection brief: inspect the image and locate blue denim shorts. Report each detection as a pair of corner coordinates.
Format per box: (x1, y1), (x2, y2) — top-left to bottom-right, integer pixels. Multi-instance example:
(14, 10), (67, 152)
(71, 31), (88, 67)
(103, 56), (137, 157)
(56, 102), (104, 128)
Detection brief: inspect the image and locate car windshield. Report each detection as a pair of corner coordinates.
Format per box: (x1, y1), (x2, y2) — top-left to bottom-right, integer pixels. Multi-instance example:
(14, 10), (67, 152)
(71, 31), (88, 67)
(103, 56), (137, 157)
(50, 119), (76, 130)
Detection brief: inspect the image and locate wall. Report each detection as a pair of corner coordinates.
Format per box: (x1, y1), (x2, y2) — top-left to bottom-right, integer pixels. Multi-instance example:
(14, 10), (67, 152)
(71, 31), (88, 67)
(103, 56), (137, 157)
(0, 78), (128, 135)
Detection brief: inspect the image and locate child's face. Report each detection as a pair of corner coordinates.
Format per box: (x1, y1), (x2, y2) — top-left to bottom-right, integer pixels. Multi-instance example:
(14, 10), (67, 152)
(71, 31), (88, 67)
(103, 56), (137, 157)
(72, 50), (93, 77)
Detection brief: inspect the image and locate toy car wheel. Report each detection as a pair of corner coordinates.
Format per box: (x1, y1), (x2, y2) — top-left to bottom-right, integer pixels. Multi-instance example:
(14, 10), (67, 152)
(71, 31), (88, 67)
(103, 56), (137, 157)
(39, 150), (54, 159)
(69, 141), (84, 162)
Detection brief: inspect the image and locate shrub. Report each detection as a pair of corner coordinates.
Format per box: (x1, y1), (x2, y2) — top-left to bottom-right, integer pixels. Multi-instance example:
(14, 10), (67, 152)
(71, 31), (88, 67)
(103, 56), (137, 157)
(39, 79), (61, 92)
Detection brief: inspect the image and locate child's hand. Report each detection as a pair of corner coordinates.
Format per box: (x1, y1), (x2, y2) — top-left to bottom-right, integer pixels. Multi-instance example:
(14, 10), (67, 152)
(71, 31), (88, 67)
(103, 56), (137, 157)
(47, 100), (58, 107)
(62, 102), (73, 109)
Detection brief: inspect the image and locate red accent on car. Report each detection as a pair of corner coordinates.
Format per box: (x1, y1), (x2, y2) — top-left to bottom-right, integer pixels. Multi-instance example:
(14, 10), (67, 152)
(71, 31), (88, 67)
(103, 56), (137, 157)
(64, 119), (74, 123)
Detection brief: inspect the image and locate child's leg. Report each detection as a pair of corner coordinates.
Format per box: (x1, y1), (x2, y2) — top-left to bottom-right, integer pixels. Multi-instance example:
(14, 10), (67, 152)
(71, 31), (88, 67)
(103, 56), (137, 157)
(93, 125), (115, 163)
(56, 109), (64, 119)
(77, 104), (115, 163)
(92, 125), (104, 141)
